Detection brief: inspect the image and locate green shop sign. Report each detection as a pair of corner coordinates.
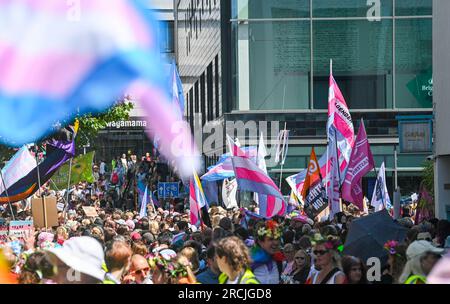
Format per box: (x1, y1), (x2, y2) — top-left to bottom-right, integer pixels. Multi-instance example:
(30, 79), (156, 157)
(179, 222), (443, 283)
(407, 69), (433, 107)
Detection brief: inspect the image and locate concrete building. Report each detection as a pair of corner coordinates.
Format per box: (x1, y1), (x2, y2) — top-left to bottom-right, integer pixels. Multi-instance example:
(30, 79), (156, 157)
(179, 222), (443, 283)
(176, 0), (433, 199)
(433, 0), (450, 220)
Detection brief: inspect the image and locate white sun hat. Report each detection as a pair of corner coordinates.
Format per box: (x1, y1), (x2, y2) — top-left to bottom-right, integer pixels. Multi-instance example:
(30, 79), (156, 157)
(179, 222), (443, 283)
(47, 236), (106, 281)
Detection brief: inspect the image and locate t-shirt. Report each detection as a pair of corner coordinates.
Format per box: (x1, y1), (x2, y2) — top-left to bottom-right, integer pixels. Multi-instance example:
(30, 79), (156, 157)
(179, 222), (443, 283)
(196, 268), (219, 284)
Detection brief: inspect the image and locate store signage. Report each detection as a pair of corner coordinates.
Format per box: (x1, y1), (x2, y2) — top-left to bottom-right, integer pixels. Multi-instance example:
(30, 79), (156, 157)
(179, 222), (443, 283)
(398, 116), (432, 153)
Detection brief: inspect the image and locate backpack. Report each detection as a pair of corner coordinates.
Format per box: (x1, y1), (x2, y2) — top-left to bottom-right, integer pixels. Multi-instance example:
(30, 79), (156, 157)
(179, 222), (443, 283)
(111, 171), (119, 185)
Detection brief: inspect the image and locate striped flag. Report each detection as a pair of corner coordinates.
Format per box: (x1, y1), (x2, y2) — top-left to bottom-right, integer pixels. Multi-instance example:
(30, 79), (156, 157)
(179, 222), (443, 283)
(189, 170), (208, 228)
(0, 0), (197, 178)
(228, 136), (286, 218)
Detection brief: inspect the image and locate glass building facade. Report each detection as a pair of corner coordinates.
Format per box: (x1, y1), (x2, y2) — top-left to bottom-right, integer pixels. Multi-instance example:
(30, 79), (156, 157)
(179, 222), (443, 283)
(231, 0), (432, 111)
(177, 0), (433, 198)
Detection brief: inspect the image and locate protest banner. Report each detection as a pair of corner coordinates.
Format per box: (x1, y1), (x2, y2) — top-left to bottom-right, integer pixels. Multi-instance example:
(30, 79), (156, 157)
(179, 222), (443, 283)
(82, 206), (98, 218)
(0, 219), (8, 243)
(8, 220), (33, 242)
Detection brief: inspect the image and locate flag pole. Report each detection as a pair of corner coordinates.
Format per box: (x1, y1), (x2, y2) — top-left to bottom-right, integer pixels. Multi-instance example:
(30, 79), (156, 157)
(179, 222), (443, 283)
(0, 167), (15, 221)
(63, 158), (73, 217)
(34, 145), (47, 229)
(278, 122), (287, 190)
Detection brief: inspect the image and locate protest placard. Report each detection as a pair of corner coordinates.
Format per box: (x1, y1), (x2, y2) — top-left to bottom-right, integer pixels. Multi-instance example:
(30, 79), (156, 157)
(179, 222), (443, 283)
(82, 206), (98, 218)
(8, 220), (33, 242)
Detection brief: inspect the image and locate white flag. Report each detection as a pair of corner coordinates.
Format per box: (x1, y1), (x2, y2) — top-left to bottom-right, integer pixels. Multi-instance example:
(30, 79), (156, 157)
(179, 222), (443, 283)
(222, 178), (238, 209)
(139, 186), (148, 218)
(371, 162), (392, 212)
(274, 130), (289, 165)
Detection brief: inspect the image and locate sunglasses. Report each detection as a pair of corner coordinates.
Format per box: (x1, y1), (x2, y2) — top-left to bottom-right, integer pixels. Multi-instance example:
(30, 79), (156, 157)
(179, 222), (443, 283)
(295, 256), (306, 260)
(313, 250), (329, 256)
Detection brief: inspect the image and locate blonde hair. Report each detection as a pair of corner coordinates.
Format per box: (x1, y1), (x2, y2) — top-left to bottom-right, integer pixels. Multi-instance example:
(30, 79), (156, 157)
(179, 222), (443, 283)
(149, 220), (159, 235)
(178, 247), (200, 273)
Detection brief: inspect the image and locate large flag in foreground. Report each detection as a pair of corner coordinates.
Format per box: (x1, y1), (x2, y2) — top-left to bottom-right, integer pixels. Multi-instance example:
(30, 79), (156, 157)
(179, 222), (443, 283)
(51, 151), (95, 190)
(0, 130), (75, 204)
(189, 171), (208, 228)
(342, 119), (375, 210)
(228, 136), (286, 218)
(371, 162), (392, 212)
(0, 0), (197, 178)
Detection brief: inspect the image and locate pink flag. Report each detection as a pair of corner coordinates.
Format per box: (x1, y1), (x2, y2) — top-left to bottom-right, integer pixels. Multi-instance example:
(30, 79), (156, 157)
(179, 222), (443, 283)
(327, 72), (355, 170)
(341, 119), (375, 210)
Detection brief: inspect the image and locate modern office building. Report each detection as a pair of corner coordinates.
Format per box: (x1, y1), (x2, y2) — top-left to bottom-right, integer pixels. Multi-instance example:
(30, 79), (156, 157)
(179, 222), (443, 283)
(176, 0), (433, 199)
(92, 1), (176, 161)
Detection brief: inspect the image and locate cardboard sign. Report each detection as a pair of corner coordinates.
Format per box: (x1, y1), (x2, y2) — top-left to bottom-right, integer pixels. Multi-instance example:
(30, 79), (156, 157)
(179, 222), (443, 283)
(32, 196), (59, 228)
(82, 206), (98, 217)
(0, 219), (8, 243)
(8, 220), (33, 242)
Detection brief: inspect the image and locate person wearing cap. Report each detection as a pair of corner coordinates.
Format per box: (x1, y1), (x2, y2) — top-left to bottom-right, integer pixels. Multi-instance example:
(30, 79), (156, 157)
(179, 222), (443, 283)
(46, 236), (106, 284)
(399, 240), (444, 284)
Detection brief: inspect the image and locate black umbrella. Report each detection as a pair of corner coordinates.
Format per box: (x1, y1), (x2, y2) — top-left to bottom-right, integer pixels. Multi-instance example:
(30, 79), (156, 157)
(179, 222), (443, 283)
(343, 209), (408, 264)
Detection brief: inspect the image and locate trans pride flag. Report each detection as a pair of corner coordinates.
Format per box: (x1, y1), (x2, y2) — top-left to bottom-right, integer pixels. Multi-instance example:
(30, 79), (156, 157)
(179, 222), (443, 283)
(228, 136), (286, 218)
(0, 0), (198, 178)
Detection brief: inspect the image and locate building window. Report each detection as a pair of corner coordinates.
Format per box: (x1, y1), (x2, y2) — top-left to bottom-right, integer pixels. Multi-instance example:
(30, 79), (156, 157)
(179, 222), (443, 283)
(201, 73), (206, 125)
(215, 55), (220, 117)
(207, 63), (214, 121)
(232, 20), (311, 111)
(312, 0), (393, 17)
(158, 21), (175, 54)
(230, 0), (432, 111)
(395, 18), (432, 108)
(313, 19), (393, 109)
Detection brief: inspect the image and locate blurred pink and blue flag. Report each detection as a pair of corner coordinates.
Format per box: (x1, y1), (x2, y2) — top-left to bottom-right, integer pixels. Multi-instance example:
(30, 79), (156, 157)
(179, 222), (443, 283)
(0, 0), (198, 178)
(228, 136), (286, 218)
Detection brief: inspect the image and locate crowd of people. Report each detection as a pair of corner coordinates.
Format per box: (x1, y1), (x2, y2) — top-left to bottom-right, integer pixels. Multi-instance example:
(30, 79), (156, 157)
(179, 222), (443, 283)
(0, 152), (450, 285)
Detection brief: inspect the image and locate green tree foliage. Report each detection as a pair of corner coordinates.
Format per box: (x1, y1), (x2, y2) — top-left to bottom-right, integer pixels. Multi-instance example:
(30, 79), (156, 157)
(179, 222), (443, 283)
(75, 99), (134, 150)
(422, 160), (434, 194)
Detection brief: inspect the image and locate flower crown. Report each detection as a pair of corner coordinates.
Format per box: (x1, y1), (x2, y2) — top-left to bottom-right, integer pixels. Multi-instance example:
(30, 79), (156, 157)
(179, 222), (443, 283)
(257, 220), (282, 240)
(148, 254), (188, 279)
(311, 234), (341, 251)
(384, 240), (399, 255)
